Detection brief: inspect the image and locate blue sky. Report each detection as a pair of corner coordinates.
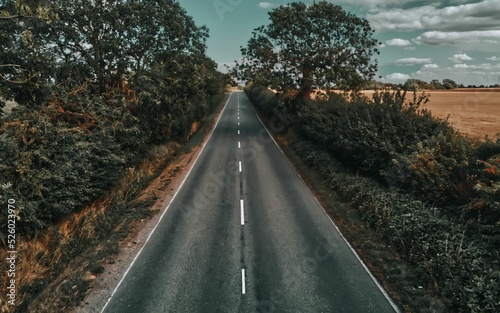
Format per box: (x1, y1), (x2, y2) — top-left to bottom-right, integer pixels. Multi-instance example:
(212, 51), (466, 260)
(180, 0), (500, 86)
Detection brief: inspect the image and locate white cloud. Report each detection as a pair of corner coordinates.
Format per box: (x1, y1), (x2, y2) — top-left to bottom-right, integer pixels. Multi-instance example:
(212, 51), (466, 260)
(367, 0), (500, 31)
(415, 30), (500, 45)
(368, 6), (433, 30)
(257, 2), (273, 9)
(395, 58), (433, 66)
(454, 63), (494, 69)
(386, 38), (412, 47)
(332, 0), (420, 11)
(423, 64), (439, 69)
(385, 73), (411, 81)
(487, 56), (500, 61)
(449, 53), (474, 63)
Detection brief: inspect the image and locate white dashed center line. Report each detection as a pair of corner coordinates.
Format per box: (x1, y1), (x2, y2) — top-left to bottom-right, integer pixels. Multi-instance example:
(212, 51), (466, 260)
(240, 199), (245, 225)
(241, 269), (246, 294)
(239, 161), (242, 173)
(238, 142), (241, 149)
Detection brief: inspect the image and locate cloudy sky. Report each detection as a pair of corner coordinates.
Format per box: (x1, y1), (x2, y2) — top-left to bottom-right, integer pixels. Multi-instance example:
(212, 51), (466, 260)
(180, 0), (500, 86)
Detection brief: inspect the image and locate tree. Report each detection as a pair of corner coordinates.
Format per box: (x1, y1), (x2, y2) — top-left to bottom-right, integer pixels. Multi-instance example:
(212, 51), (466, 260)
(442, 78), (458, 90)
(0, 0), (54, 107)
(404, 79), (420, 91)
(49, 0), (208, 93)
(431, 79), (443, 90)
(235, 1), (379, 112)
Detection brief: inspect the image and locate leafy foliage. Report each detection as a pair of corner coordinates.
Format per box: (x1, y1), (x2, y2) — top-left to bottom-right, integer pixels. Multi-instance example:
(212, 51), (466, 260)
(294, 89), (476, 205)
(0, 0), (226, 235)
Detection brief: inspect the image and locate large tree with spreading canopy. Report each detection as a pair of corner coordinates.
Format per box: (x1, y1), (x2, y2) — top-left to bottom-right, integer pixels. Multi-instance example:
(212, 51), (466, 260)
(235, 1), (380, 112)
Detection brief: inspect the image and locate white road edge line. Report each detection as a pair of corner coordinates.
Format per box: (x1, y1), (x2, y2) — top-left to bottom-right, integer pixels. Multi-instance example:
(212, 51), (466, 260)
(246, 92), (401, 313)
(240, 199), (245, 226)
(241, 269), (246, 294)
(99, 92), (235, 313)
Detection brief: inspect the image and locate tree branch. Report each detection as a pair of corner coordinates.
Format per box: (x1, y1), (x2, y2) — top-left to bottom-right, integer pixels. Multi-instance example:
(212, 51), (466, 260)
(0, 14), (33, 20)
(0, 73), (37, 85)
(0, 64), (21, 68)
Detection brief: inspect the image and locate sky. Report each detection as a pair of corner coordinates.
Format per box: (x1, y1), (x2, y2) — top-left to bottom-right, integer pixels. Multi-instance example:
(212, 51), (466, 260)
(179, 0), (500, 86)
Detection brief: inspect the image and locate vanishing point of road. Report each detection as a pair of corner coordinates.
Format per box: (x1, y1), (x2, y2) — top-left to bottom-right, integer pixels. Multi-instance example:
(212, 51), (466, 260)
(101, 91), (400, 313)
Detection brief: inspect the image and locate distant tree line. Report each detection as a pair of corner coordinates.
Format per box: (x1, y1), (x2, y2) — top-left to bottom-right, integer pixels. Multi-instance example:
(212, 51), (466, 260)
(364, 78), (500, 91)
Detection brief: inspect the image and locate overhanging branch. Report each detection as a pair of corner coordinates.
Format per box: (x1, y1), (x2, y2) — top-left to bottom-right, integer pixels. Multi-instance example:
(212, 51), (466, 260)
(0, 73), (37, 85)
(0, 14), (33, 20)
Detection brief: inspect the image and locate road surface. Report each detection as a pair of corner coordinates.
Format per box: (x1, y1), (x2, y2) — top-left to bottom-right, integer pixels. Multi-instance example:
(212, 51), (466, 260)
(101, 91), (399, 313)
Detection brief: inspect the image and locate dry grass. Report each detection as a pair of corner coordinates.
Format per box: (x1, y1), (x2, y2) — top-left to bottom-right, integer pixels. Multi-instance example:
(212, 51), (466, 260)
(0, 143), (178, 313)
(0, 95), (228, 313)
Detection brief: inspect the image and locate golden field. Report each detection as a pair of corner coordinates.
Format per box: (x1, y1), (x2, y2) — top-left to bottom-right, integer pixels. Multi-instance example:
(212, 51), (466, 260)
(362, 89), (500, 139)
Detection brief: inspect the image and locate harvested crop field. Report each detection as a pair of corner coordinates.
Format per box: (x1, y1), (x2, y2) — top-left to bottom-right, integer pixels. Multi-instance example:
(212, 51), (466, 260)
(363, 89), (500, 139)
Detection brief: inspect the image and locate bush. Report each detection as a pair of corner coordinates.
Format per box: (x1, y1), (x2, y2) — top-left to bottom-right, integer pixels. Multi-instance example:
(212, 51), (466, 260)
(386, 133), (475, 205)
(288, 136), (500, 312)
(246, 85), (280, 115)
(0, 103), (126, 232)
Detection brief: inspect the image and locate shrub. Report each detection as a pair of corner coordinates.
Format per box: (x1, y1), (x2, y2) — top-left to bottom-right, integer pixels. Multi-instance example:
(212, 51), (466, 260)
(0, 105), (126, 233)
(288, 136), (500, 312)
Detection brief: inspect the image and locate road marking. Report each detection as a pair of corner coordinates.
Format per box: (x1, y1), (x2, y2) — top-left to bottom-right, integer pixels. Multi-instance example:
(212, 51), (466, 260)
(238, 122), (240, 126)
(238, 130), (240, 135)
(241, 269), (246, 294)
(239, 161), (242, 172)
(100, 92), (236, 313)
(240, 199), (244, 225)
(238, 116), (240, 120)
(238, 142), (241, 149)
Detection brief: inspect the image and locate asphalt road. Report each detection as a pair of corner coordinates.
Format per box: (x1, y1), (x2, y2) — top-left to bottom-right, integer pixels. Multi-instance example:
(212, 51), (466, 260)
(101, 91), (400, 313)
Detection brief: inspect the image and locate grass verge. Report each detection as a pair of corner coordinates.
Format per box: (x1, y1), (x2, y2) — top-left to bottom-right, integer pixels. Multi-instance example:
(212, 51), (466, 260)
(0, 93), (229, 313)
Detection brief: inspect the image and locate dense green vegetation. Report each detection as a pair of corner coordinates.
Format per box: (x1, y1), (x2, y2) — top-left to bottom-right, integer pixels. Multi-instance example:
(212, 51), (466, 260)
(0, 0), (227, 235)
(246, 85), (500, 312)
